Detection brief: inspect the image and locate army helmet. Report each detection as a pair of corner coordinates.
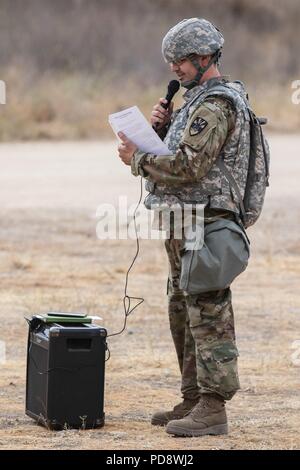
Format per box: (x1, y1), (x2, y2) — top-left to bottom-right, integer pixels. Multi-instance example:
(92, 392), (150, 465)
(162, 18), (224, 63)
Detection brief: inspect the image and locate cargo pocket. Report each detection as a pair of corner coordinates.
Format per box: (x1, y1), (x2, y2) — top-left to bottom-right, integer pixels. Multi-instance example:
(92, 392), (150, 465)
(212, 342), (239, 362)
(180, 219), (250, 294)
(211, 342), (240, 398)
(197, 341), (240, 399)
(188, 305), (203, 328)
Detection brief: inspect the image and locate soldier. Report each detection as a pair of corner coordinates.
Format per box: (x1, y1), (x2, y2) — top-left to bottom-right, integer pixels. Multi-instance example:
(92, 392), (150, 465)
(118, 18), (252, 437)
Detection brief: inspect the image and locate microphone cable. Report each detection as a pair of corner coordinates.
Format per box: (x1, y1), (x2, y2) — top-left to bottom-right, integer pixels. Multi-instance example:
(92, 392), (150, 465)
(107, 176), (144, 341)
(105, 81), (180, 352)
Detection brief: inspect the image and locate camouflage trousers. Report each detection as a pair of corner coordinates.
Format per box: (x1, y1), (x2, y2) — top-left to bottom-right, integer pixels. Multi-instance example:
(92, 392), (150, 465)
(165, 236), (240, 401)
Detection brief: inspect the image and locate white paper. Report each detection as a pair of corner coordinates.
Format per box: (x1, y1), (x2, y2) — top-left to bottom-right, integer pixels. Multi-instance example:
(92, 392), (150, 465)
(109, 106), (172, 156)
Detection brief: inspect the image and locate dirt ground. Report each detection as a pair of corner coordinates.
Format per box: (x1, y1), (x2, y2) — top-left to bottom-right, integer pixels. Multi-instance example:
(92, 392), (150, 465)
(0, 136), (299, 450)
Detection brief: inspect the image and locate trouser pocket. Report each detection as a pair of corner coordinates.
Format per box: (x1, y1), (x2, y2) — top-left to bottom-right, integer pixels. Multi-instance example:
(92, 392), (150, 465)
(197, 341), (240, 400)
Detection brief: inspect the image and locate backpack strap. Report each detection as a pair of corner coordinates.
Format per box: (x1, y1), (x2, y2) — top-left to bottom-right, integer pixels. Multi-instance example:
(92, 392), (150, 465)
(188, 81), (250, 225)
(247, 109), (270, 188)
(255, 114), (270, 186)
(216, 158), (246, 224)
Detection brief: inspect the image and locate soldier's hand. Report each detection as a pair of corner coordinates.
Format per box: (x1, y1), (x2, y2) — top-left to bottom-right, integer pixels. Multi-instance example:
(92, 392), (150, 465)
(117, 132), (137, 166)
(150, 98), (174, 130)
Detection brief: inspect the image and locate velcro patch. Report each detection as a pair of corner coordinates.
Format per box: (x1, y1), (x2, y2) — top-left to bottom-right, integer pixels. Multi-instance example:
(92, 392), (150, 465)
(189, 117), (208, 136)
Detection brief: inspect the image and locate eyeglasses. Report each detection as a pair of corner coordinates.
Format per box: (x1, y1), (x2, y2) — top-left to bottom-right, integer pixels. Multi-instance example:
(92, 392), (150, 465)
(170, 58), (187, 67)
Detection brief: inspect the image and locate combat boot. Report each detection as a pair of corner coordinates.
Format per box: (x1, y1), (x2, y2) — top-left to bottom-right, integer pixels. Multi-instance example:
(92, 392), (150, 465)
(151, 398), (199, 426)
(166, 394), (228, 436)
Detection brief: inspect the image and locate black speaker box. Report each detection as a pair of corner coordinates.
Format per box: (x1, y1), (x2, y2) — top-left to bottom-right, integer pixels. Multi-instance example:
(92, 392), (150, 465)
(26, 319), (107, 430)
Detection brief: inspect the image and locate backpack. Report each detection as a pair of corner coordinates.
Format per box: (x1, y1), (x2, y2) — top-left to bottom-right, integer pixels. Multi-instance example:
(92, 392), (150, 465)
(243, 111), (270, 228)
(217, 106), (270, 229)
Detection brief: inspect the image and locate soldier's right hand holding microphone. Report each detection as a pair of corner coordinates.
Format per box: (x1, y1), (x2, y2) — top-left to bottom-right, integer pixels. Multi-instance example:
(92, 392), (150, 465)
(151, 98), (174, 130)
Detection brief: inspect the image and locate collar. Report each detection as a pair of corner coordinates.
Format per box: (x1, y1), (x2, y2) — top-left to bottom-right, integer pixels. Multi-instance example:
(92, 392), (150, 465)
(182, 76), (229, 103)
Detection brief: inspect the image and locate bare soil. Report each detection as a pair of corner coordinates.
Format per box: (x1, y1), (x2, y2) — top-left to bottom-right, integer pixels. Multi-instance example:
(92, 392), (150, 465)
(0, 136), (299, 450)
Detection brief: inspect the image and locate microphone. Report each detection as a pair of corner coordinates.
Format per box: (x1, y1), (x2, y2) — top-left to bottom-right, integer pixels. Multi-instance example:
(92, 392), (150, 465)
(162, 79), (180, 109)
(153, 79), (180, 130)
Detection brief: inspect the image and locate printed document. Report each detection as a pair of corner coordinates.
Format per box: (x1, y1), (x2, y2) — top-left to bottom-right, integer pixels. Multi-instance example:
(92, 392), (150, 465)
(109, 106), (171, 155)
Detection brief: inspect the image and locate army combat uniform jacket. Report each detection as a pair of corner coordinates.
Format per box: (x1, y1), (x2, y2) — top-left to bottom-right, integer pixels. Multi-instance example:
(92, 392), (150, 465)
(131, 77), (250, 218)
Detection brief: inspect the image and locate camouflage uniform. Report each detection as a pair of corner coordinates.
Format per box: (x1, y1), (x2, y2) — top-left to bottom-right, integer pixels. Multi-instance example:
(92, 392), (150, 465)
(165, 232), (239, 401)
(132, 78), (251, 216)
(130, 19), (250, 403)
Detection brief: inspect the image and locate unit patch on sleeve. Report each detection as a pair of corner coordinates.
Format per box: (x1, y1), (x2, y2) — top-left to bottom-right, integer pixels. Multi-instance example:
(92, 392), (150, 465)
(189, 117), (208, 136)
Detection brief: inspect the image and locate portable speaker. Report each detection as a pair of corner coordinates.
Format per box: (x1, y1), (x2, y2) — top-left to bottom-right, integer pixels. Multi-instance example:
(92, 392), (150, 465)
(26, 317), (107, 430)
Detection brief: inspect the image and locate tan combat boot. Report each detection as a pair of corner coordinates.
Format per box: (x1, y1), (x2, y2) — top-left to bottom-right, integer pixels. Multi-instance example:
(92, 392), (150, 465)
(166, 395), (228, 436)
(151, 398), (199, 426)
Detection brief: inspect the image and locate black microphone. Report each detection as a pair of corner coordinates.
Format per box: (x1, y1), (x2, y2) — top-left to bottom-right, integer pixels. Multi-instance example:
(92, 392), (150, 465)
(153, 79), (180, 130)
(162, 79), (180, 109)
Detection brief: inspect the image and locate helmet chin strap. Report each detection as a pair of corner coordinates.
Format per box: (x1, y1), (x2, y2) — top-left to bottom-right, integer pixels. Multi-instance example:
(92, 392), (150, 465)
(181, 50), (222, 90)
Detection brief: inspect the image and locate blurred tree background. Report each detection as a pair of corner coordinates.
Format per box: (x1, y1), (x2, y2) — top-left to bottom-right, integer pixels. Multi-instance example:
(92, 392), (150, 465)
(0, 0), (299, 140)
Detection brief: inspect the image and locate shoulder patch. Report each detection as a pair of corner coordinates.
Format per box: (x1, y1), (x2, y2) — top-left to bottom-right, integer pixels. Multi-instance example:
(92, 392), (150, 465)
(189, 116), (208, 136)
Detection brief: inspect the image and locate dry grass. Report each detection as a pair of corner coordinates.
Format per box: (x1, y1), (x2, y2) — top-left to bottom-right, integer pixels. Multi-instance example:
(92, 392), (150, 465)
(1, 0), (300, 139)
(1, 67), (300, 141)
(0, 65), (191, 141)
